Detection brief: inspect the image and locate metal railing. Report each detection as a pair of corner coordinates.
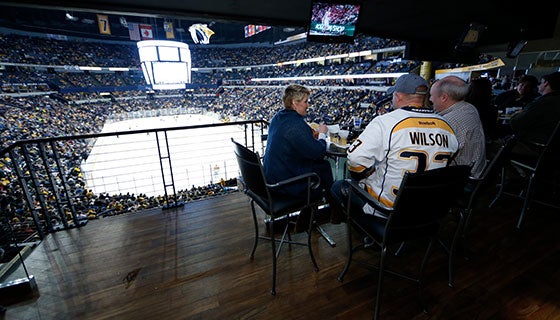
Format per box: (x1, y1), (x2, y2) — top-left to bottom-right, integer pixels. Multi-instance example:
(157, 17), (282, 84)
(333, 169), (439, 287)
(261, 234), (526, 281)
(0, 119), (268, 241)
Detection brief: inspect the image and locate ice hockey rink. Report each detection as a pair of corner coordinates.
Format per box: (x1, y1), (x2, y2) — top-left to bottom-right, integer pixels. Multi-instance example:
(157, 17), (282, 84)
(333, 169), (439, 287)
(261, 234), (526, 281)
(81, 113), (255, 197)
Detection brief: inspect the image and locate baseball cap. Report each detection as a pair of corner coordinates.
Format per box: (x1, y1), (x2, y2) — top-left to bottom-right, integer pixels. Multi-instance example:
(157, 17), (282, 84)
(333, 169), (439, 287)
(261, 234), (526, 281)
(387, 73), (428, 95)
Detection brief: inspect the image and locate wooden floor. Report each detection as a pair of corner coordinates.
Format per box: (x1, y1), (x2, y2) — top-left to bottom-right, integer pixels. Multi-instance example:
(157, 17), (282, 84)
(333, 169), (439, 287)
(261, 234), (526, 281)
(3, 190), (560, 320)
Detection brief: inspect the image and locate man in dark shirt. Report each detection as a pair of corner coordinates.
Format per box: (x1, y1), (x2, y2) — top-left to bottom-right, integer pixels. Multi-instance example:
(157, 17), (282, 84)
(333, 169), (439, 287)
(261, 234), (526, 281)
(507, 72), (560, 161)
(510, 72), (560, 145)
(494, 75), (540, 112)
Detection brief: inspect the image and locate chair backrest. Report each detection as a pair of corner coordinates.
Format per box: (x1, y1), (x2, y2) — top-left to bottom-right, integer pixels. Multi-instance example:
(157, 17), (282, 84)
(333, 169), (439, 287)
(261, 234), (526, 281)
(481, 136), (517, 181)
(231, 138), (269, 200)
(390, 165), (471, 228)
(474, 136), (516, 187)
(456, 136), (517, 209)
(535, 120), (560, 170)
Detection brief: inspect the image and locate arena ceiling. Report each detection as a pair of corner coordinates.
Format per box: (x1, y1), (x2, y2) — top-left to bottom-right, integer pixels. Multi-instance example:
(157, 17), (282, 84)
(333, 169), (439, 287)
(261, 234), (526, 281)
(0, 0), (559, 63)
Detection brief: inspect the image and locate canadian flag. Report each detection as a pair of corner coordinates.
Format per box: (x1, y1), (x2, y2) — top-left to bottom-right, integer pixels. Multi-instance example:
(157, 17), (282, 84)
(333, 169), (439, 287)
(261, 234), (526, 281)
(140, 24), (153, 40)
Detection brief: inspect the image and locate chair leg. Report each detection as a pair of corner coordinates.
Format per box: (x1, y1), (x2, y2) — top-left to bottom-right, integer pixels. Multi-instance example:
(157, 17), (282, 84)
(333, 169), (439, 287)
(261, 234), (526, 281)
(394, 241), (407, 256)
(276, 222), (291, 259)
(307, 207), (319, 272)
(489, 166), (506, 208)
(269, 218), (277, 296)
(250, 201), (259, 259)
(448, 209), (467, 288)
(516, 174), (536, 230)
(249, 200), (278, 295)
(418, 238), (435, 315)
(461, 209), (474, 255)
(337, 221), (354, 282)
(374, 245), (388, 320)
(251, 203), (319, 295)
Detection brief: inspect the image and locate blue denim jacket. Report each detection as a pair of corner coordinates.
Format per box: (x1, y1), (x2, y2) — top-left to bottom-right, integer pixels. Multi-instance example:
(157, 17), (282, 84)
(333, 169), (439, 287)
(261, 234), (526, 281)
(263, 109), (328, 197)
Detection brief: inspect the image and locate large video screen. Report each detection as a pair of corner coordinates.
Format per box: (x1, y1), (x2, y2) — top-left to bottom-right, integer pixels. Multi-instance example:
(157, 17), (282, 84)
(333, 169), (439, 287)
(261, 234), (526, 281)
(307, 1), (361, 43)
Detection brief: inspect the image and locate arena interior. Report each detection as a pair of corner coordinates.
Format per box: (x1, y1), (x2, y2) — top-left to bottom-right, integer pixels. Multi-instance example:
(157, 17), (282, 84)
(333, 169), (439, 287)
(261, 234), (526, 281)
(1, 2), (560, 319)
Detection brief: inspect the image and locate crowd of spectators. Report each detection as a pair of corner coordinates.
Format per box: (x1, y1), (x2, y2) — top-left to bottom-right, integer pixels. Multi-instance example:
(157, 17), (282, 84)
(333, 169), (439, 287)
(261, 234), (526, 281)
(1, 57), (416, 94)
(0, 33), (402, 70)
(0, 34), (140, 67)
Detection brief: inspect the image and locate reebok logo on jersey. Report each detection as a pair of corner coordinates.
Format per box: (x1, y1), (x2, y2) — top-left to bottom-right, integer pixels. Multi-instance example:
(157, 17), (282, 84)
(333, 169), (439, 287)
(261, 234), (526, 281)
(418, 121), (436, 125)
(408, 132), (450, 147)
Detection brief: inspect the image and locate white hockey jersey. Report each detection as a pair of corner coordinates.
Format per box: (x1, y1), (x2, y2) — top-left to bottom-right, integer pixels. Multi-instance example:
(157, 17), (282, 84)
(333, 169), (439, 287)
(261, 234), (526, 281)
(347, 107), (459, 214)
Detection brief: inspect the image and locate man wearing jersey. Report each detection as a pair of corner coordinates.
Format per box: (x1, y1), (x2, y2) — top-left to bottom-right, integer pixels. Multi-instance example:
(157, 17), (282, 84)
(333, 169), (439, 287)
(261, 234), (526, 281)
(330, 73), (459, 217)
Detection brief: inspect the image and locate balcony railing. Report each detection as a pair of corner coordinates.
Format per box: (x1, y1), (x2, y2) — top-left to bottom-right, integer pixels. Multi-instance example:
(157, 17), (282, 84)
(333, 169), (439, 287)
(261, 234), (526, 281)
(0, 118), (268, 242)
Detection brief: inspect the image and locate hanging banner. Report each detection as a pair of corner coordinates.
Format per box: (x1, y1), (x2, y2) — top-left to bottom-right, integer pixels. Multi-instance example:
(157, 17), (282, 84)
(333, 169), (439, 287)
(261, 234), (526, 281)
(244, 25), (271, 38)
(164, 21), (175, 39)
(128, 23), (141, 41)
(140, 24), (154, 40)
(435, 59), (505, 75)
(97, 14), (111, 35)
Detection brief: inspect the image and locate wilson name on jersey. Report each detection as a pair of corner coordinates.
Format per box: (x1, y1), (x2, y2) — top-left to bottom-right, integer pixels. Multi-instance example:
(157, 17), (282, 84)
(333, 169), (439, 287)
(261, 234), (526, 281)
(347, 107), (459, 213)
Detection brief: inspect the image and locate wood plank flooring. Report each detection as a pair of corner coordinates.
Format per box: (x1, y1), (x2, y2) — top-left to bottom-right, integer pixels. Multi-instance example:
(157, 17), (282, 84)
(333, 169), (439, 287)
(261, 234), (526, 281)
(3, 190), (560, 320)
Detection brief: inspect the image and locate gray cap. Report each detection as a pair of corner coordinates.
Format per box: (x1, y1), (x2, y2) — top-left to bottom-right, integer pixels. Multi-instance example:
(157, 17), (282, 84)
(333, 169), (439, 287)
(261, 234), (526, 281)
(387, 73), (428, 95)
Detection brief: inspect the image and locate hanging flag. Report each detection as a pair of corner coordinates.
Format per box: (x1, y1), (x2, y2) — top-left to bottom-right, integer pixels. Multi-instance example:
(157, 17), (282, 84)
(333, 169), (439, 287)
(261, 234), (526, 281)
(128, 23), (141, 41)
(140, 24), (153, 40)
(164, 21), (175, 39)
(97, 14), (111, 35)
(244, 24), (271, 38)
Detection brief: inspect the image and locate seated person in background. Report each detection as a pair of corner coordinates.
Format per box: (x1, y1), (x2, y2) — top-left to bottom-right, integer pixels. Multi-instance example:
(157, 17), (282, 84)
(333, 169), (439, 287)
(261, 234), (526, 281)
(494, 75), (540, 113)
(330, 73), (459, 218)
(263, 84), (337, 231)
(430, 76), (487, 178)
(509, 71), (560, 158)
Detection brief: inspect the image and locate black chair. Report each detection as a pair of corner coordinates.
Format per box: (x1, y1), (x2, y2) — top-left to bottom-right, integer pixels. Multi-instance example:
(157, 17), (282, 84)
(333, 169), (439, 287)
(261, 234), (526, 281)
(231, 138), (321, 295)
(337, 165), (470, 319)
(490, 121), (560, 229)
(447, 136), (516, 287)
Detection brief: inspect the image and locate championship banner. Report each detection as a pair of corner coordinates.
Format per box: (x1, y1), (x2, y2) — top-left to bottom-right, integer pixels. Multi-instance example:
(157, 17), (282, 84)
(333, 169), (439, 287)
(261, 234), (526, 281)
(140, 24), (154, 40)
(164, 21), (175, 39)
(97, 14), (111, 35)
(435, 59), (505, 74)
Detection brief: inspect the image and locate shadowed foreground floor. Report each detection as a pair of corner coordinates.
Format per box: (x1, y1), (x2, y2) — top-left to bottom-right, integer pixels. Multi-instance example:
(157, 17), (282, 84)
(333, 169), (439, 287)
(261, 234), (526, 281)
(4, 190), (560, 319)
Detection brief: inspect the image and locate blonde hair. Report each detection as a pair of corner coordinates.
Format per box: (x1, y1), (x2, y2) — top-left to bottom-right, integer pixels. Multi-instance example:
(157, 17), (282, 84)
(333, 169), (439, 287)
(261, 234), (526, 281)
(283, 84), (310, 109)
